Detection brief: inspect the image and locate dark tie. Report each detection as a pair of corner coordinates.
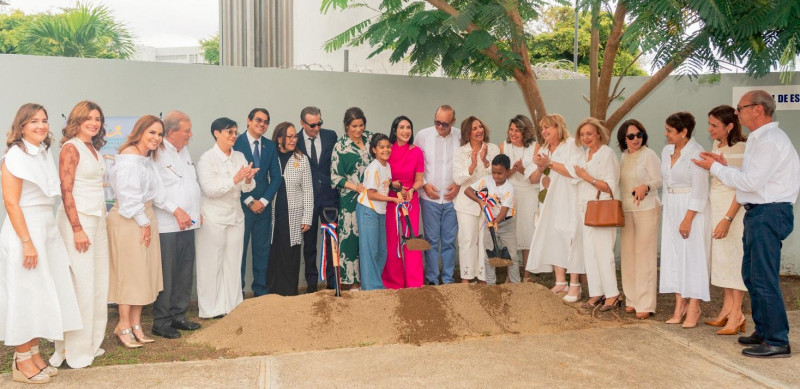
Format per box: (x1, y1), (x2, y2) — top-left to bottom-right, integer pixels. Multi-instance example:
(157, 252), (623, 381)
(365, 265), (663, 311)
(253, 140), (260, 169)
(310, 137), (318, 165)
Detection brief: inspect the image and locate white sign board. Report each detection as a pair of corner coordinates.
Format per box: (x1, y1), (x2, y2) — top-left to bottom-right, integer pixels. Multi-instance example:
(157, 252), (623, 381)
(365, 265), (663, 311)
(733, 86), (800, 111)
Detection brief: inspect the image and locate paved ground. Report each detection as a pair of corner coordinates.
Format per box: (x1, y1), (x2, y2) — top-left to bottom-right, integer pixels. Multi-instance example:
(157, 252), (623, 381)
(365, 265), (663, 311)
(3, 312), (799, 388)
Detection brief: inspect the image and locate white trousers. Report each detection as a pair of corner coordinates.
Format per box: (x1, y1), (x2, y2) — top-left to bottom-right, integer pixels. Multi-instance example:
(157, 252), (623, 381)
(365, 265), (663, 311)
(582, 224), (619, 298)
(456, 212), (486, 281)
(196, 219), (244, 318)
(51, 212), (108, 369)
(484, 218), (520, 285)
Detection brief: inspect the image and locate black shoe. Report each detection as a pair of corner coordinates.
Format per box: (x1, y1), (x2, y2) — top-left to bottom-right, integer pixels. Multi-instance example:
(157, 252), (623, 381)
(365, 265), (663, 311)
(427, 282), (437, 286)
(306, 284), (318, 294)
(742, 343), (791, 358)
(171, 320), (201, 331)
(152, 326), (181, 339)
(212, 314), (226, 319)
(738, 331), (765, 345)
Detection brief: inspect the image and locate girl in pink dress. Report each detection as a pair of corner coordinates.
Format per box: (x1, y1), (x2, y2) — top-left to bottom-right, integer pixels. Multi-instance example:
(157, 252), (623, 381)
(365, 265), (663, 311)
(383, 116), (425, 288)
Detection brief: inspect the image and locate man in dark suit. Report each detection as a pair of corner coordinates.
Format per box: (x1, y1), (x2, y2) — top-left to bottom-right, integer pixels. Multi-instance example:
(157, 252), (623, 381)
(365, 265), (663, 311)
(296, 106), (339, 292)
(234, 108), (283, 297)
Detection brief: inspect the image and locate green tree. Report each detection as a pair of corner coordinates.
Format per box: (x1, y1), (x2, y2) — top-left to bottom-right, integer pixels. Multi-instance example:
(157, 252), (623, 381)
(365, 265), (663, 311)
(199, 33), (220, 65)
(18, 2), (134, 59)
(0, 10), (36, 54)
(529, 6), (646, 77)
(323, 0), (799, 130)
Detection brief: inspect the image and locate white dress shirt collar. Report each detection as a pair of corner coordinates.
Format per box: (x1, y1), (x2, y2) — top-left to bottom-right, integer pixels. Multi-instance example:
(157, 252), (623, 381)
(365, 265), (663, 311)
(213, 143), (234, 161)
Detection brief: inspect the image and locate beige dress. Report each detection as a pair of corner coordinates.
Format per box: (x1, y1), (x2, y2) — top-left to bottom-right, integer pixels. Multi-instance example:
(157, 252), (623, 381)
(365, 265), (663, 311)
(107, 154), (174, 305)
(709, 140), (747, 291)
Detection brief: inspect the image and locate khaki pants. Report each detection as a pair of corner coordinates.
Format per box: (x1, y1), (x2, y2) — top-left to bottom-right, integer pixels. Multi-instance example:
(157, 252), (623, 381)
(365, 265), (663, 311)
(620, 207), (660, 313)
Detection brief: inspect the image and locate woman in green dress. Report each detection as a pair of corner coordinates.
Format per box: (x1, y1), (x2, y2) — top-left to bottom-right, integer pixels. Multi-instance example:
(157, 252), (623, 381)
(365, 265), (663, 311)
(331, 107), (372, 290)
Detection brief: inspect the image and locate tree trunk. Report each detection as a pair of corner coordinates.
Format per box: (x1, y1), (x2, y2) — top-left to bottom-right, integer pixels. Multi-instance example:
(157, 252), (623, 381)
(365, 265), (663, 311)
(605, 61), (676, 130)
(594, 2), (626, 121)
(589, 3), (600, 119)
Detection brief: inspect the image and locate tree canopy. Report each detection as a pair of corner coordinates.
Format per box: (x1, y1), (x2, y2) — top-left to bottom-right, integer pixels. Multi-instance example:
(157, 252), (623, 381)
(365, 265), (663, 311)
(0, 10), (35, 54)
(199, 33), (220, 65)
(10, 2), (134, 59)
(322, 0), (800, 130)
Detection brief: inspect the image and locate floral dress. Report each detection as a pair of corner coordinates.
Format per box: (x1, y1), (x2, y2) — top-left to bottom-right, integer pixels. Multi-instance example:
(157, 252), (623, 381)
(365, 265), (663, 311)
(330, 131), (372, 284)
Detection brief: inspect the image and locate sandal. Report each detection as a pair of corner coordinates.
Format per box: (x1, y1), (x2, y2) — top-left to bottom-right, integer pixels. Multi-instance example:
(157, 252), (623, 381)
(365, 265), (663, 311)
(599, 294), (623, 312)
(582, 296), (605, 309)
(30, 345), (58, 376)
(132, 324), (155, 343)
(562, 283), (582, 303)
(551, 281), (568, 294)
(12, 351), (51, 384)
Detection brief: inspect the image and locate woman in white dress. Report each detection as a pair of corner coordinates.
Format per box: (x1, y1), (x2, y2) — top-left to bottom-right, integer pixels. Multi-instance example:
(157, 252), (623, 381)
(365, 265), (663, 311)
(499, 114), (542, 281)
(453, 116), (499, 283)
(660, 111), (710, 328)
(108, 115), (175, 348)
(196, 118), (257, 318)
(1, 103), (81, 384)
(50, 101), (110, 369)
(572, 118), (622, 311)
(616, 119), (662, 319)
(526, 114), (586, 303)
(703, 105), (748, 335)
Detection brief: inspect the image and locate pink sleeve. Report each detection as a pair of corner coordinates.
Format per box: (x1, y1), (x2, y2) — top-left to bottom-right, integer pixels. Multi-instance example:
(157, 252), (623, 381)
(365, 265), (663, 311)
(414, 147), (425, 173)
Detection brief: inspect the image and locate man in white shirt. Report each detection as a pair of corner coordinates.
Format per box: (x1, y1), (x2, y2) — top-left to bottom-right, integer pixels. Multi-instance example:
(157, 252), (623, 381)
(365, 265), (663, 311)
(414, 105), (461, 285)
(152, 111), (202, 339)
(694, 90), (800, 358)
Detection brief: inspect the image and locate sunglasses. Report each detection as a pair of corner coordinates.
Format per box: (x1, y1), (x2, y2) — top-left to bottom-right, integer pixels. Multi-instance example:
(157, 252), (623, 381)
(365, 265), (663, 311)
(626, 131), (645, 140)
(306, 120), (323, 129)
(434, 120), (452, 128)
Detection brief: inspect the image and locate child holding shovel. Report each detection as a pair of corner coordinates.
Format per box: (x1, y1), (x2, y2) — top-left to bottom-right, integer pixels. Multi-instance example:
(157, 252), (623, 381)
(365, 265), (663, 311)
(465, 154), (520, 285)
(356, 133), (403, 290)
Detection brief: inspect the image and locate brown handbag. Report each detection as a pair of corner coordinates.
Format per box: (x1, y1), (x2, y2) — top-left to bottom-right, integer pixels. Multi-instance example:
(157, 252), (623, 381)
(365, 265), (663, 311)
(584, 190), (625, 227)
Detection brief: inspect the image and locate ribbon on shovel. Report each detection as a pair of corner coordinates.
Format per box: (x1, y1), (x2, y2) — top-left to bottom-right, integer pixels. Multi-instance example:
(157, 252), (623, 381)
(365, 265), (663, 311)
(319, 222), (339, 281)
(394, 199), (412, 257)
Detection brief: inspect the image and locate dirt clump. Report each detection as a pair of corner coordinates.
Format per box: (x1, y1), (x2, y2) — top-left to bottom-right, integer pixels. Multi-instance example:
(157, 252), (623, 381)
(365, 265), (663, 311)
(189, 283), (616, 356)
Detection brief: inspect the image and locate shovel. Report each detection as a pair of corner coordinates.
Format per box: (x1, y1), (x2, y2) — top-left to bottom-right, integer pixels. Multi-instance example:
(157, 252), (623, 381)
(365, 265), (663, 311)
(322, 207), (342, 297)
(396, 192), (431, 251)
(486, 220), (513, 268)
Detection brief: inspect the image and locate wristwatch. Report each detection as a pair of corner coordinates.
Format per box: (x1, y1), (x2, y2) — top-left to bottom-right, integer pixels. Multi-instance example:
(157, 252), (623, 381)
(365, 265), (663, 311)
(247, 200), (256, 207)
(723, 215), (733, 222)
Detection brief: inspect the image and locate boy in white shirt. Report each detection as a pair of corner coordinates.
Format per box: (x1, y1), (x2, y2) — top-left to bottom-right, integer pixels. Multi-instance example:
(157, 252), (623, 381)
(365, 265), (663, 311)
(465, 154), (520, 284)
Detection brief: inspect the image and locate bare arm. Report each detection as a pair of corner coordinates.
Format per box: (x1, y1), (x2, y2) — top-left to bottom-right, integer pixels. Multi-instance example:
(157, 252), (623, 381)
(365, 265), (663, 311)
(59, 144), (92, 252)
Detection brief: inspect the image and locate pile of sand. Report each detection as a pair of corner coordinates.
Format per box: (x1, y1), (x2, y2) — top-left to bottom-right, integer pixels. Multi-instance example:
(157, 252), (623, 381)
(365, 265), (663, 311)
(189, 283), (619, 355)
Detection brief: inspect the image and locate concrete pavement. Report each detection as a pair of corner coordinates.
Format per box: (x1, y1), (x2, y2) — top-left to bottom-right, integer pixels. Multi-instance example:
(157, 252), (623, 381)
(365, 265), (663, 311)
(4, 312), (799, 388)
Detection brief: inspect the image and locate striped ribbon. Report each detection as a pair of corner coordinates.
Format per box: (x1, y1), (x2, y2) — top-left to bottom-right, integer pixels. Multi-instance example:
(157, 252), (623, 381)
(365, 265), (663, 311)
(394, 200), (412, 257)
(319, 222), (338, 281)
(475, 190), (498, 224)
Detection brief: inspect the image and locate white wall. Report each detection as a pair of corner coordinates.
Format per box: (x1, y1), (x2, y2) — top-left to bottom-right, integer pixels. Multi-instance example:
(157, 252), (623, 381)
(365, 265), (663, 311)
(1, 54), (799, 274)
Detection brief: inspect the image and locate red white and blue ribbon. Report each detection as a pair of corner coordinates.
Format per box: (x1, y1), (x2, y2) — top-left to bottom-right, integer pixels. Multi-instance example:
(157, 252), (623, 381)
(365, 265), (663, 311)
(319, 222), (338, 281)
(394, 200), (412, 257)
(475, 190), (498, 225)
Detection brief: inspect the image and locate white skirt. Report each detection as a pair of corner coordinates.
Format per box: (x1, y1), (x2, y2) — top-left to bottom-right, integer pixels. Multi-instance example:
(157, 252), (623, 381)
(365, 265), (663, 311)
(659, 193), (711, 301)
(0, 205), (82, 346)
(512, 184), (539, 249)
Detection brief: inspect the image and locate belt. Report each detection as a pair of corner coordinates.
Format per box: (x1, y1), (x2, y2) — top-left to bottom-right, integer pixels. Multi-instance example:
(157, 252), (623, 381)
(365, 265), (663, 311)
(667, 187), (692, 194)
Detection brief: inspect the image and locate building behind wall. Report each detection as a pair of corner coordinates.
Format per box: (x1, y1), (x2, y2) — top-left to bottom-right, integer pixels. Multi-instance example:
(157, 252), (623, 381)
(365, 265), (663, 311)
(132, 46), (208, 65)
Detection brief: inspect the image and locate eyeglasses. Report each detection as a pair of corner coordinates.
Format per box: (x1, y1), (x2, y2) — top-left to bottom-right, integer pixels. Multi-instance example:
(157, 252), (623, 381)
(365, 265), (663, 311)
(218, 129), (239, 136)
(305, 120), (323, 129)
(434, 120), (452, 128)
(625, 131), (645, 140)
(285, 134), (298, 139)
(736, 103), (757, 112)
(253, 117), (270, 125)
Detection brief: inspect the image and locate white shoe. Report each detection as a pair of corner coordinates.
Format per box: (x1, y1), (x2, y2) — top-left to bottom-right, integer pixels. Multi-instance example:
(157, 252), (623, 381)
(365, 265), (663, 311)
(95, 348), (106, 357)
(562, 283), (582, 303)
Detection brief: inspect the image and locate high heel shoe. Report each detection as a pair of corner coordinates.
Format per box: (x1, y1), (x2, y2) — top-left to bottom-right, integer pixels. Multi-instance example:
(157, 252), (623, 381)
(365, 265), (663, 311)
(665, 305), (687, 324)
(132, 325), (155, 343)
(562, 283), (582, 303)
(704, 317), (728, 327)
(30, 345), (58, 377)
(12, 351), (51, 384)
(599, 294), (623, 312)
(551, 281), (568, 294)
(682, 308), (702, 328)
(717, 318), (747, 335)
(624, 306), (636, 314)
(581, 296), (605, 309)
(115, 328), (143, 349)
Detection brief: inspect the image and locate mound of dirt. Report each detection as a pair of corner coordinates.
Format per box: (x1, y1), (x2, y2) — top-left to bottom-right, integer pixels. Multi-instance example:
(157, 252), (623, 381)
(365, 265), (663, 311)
(189, 283), (618, 355)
